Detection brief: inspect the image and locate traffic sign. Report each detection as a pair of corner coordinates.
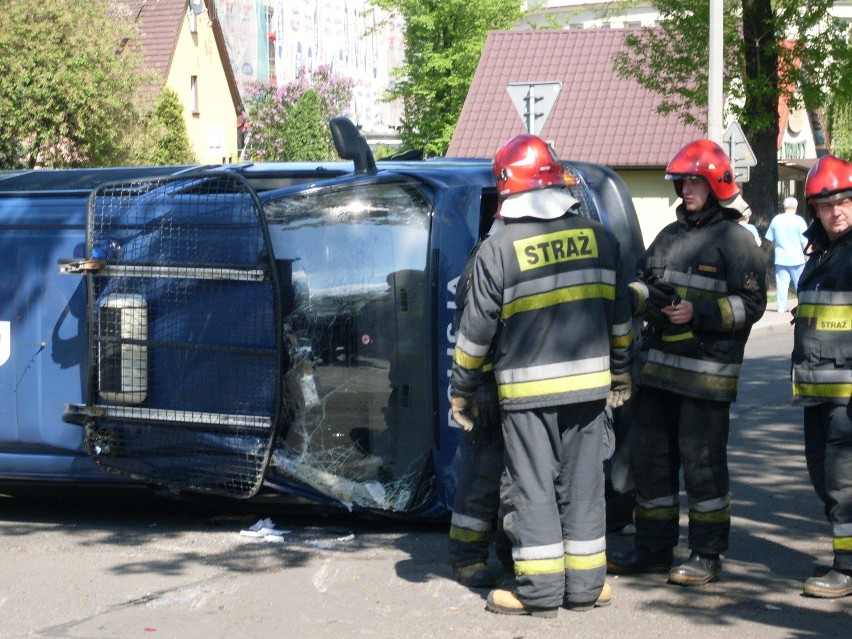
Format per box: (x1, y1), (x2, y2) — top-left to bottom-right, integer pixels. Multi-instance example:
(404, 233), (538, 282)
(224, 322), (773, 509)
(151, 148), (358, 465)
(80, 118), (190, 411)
(506, 82), (562, 136)
(722, 121), (756, 182)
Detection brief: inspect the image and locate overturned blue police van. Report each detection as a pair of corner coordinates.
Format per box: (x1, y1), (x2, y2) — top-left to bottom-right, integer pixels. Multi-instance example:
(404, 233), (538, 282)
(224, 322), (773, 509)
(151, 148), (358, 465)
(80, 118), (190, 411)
(0, 118), (643, 521)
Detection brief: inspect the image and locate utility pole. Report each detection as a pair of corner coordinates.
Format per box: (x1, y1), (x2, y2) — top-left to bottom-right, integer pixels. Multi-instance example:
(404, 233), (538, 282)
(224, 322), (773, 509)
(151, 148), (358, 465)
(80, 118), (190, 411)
(708, 0), (723, 144)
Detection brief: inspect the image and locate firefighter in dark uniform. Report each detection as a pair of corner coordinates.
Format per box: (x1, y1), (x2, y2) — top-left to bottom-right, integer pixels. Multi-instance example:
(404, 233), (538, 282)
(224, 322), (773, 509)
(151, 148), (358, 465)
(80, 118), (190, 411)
(451, 134), (634, 616)
(607, 140), (767, 586)
(448, 219), (513, 588)
(794, 155), (852, 598)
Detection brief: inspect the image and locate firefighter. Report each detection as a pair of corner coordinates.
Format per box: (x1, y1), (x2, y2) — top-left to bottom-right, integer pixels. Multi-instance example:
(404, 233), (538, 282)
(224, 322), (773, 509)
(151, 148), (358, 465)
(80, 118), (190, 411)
(794, 155), (852, 598)
(451, 134), (633, 616)
(448, 219), (513, 588)
(607, 140), (767, 586)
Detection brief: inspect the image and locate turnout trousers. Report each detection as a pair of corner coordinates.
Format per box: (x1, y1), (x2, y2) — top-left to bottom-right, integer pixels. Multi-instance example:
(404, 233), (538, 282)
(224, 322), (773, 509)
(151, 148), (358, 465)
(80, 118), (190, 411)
(631, 386), (732, 555)
(804, 402), (852, 572)
(448, 383), (511, 569)
(500, 400), (608, 609)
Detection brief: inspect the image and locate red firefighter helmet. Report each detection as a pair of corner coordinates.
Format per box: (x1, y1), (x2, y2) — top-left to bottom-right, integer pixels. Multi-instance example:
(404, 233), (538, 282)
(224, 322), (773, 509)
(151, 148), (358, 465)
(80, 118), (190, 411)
(666, 139), (739, 201)
(805, 155), (852, 215)
(492, 134), (566, 198)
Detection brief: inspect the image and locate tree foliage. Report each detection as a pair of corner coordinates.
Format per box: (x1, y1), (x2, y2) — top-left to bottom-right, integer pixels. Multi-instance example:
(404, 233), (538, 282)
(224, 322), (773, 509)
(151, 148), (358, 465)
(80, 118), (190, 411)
(145, 87), (196, 166)
(612, 0), (852, 225)
(242, 65), (354, 162)
(369, 0), (525, 157)
(0, 0), (152, 168)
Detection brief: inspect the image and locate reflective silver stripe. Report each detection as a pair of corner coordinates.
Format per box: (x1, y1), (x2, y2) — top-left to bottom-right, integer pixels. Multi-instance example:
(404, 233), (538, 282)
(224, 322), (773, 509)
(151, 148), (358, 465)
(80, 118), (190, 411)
(456, 331), (490, 358)
(496, 356), (610, 385)
(503, 267), (615, 305)
(512, 542), (565, 561)
(799, 290), (852, 305)
(612, 320), (633, 337)
(727, 295), (747, 329)
(450, 512), (492, 532)
(793, 368), (852, 384)
(646, 349), (741, 376)
(563, 536), (606, 555)
(636, 494), (678, 509)
(666, 270), (727, 294)
(96, 264), (267, 282)
(92, 405), (271, 429)
(834, 522), (852, 537)
(690, 494), (730, 512)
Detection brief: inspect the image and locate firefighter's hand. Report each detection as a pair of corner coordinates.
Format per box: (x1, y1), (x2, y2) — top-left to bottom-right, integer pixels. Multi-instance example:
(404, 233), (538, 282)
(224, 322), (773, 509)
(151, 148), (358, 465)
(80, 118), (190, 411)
(607, 372), (632, 408)
(661, 300), (694, 325)
(451, 395), (479, 432)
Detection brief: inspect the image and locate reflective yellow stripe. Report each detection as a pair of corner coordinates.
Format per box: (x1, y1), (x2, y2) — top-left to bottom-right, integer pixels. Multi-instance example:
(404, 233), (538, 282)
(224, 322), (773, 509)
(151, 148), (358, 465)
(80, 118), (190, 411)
(514, 556), (566, 576)
(793, 383), (852, 399)
(453, 347), (485, 370)
(796, 304), (852, 331)
(502, 284), (615, 320)
(642, 361), (738, 393)
(498, 370), (611, 400)
(564, 551), (607, 571)
(689, 507), (731, 523)
(513, 228), (599, 272)
(636, 506), (679, 521)
(717, 297), (735, 331)
(449, 526), (491, 544)
(834, 537), (852, 552)
(611, 330), (635, 348)
(662, 330), (695, 343)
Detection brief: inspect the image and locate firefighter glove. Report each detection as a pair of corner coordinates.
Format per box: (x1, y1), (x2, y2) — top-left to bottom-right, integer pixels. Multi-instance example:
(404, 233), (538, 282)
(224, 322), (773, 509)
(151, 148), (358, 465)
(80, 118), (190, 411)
(607, 372), (632, 408)
(451, 395), (479, 432)
(646, 279), (681, 310)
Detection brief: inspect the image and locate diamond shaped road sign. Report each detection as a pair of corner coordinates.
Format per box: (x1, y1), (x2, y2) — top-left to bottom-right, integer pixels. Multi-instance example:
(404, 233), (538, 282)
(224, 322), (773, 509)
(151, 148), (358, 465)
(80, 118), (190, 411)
(506, 82), (562, 136)
(722, 121), (757, 182)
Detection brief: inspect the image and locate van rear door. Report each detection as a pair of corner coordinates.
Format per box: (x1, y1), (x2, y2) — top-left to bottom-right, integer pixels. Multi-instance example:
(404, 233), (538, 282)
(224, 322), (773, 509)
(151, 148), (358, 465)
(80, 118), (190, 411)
(63, 172), (281, 498)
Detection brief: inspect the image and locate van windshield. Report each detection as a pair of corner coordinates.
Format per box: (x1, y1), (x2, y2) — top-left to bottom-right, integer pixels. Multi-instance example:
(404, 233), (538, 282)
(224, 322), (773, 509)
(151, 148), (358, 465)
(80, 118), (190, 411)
(263, 179), (435, 512)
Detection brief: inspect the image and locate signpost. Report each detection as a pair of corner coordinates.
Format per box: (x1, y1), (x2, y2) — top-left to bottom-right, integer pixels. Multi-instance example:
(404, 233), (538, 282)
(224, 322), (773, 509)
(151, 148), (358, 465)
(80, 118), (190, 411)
(722, 121), (757, 182)
(506, 82), (562, 136)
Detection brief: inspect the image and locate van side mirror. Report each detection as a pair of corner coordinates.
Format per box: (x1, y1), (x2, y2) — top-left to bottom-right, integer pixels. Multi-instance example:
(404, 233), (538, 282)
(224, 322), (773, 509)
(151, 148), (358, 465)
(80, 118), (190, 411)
(329, 116), (377, 175)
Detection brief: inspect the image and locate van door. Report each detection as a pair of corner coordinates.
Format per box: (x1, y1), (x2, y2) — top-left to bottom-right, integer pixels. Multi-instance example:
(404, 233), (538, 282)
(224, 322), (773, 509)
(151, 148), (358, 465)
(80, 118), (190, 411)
(63, 173), (281, 498)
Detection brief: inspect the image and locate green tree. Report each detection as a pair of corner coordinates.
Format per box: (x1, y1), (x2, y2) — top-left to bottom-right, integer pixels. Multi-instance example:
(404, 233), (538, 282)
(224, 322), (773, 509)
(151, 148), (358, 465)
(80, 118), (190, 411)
(369, 0), (525, 157)
(827, 99), (852, 161)
(0, 0), (152, 168)
(280, 90), (331, 161)
(243, 65), (354, 162)
(145, 87), (196, 165)
(612, 0), (852, 227)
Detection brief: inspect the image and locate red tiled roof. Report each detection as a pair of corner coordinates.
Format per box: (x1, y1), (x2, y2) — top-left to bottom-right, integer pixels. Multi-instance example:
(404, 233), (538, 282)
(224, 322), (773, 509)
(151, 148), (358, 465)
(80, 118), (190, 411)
(118, 0), (185, 81)
(447, 28), (706, 168)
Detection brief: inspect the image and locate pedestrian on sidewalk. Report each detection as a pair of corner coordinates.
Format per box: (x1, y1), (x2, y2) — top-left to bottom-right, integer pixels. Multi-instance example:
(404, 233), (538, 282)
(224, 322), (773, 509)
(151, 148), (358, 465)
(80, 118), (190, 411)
(765, 196), (808, 313)
(792, 155), (852, 599)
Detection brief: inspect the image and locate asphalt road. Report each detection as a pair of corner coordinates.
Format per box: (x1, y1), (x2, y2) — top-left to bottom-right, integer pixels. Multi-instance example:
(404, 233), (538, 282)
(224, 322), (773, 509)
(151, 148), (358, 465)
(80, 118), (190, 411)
(1, 326), (849, 639)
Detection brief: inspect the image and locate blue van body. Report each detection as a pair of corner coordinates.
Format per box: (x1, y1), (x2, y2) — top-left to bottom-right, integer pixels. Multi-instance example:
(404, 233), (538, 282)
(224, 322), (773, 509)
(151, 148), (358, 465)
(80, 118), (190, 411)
(0, 123), (643, 521)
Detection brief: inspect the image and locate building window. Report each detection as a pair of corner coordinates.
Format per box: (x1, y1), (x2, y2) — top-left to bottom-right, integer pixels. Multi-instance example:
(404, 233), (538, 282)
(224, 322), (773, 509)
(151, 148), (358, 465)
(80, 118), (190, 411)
(190, 75), (199, 115)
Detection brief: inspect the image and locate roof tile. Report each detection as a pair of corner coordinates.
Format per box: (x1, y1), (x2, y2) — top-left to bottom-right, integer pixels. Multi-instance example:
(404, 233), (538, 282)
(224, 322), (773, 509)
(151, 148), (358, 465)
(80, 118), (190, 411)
(447, 29), (705, 168)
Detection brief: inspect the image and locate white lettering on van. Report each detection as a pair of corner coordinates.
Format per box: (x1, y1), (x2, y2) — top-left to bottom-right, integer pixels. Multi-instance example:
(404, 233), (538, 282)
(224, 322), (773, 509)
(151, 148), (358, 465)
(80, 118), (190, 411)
(0, 321), (10, 367)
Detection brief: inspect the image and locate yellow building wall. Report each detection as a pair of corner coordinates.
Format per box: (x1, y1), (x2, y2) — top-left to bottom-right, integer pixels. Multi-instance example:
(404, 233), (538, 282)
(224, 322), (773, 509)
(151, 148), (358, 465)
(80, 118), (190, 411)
(166, 12), (239, 164)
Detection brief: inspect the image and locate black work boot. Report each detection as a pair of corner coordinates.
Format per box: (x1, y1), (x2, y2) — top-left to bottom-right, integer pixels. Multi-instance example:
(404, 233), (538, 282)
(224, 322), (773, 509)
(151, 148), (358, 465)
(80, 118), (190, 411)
(668, 551), (721, 586)
(803, 569), (852, 598)
(607, 546), (673, 575)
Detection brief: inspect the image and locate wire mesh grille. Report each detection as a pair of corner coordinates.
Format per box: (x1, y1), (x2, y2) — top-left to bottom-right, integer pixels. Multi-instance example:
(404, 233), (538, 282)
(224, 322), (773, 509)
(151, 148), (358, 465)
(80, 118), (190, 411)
(83, 173), (280, 498)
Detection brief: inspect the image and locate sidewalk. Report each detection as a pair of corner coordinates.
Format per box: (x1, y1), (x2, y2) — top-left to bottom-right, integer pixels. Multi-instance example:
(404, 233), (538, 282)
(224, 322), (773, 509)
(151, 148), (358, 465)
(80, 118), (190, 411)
(752, 300), (795, 336)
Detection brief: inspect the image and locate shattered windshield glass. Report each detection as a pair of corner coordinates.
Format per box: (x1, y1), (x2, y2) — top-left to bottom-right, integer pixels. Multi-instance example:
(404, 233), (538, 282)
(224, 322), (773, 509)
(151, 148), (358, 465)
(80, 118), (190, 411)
(264, 179), (434, 513)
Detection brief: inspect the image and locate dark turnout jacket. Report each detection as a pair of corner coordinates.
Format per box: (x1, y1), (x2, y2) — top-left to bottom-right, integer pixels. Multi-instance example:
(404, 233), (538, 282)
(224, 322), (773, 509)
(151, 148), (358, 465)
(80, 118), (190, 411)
(451, 211), (634, 411)
(635, 202), (767, 403)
